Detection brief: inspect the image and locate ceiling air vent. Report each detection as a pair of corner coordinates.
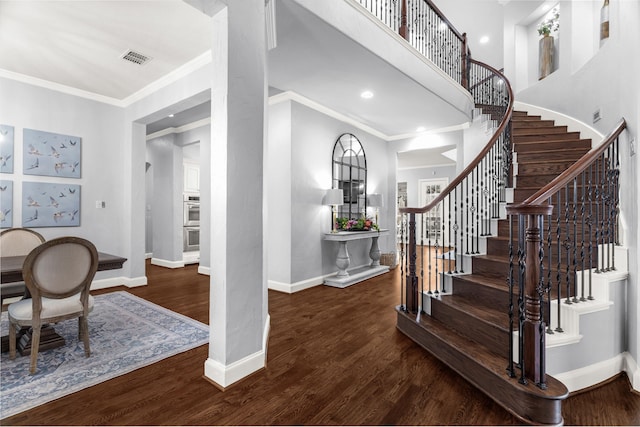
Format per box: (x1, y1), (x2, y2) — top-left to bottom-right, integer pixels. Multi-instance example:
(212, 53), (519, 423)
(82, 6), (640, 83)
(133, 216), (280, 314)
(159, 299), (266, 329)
(121, 50), (152, 66)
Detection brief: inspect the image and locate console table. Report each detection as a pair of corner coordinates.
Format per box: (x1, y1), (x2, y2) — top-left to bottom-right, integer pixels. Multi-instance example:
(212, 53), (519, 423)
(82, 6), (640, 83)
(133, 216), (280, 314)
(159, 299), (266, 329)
(324, 229), (390, 288)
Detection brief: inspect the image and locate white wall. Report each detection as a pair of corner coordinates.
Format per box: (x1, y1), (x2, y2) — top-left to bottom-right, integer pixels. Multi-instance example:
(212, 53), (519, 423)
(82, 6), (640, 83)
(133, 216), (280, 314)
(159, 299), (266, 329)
(267, 98), (391, 290)
(0, 77), (128, 282)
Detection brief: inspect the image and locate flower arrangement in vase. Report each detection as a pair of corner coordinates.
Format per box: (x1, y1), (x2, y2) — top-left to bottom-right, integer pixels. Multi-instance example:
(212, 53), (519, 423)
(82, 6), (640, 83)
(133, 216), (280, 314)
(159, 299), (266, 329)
(537, 7), (559, 37)
(336, 217), (379, 231)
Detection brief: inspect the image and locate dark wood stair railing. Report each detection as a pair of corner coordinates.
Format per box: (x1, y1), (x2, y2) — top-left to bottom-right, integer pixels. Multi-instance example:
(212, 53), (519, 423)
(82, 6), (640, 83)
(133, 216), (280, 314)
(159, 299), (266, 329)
(349, 1), (630, 424)
(505, 118), (627, 389)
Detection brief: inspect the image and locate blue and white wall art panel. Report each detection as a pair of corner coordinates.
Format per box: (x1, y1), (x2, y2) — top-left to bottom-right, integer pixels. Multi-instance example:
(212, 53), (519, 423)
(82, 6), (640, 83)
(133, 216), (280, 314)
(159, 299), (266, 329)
(0, 124), (15, 174)
(22, 182), (80, 227)
(0, 179), (13, 228)
(23, 129), (81, 178)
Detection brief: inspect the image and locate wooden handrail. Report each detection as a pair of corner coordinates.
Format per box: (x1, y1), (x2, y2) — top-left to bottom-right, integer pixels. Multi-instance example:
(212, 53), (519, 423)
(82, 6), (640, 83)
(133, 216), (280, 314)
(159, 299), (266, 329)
(400, 59), (514, 215)
(507, 118), (627, 211)
(422, 0), (465, 41)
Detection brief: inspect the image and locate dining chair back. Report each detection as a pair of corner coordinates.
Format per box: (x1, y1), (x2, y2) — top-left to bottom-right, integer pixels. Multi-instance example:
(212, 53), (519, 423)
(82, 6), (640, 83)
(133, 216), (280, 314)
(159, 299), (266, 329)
(0, 227), (45, 257)
(8, 236), (98, 374)
(0, 228), (46, 306)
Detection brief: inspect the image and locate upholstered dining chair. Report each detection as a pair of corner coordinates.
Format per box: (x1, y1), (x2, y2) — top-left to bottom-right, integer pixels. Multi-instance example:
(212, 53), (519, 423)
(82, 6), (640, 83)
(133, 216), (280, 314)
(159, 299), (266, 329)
(8, 236), (99, 374)
(0, 228), (46, 306)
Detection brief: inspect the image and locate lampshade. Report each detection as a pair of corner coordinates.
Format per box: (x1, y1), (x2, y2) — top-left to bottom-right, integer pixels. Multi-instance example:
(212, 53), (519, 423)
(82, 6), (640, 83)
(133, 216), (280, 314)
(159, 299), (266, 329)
(368, 193), (383, 208)
(324, 188), (344, 206)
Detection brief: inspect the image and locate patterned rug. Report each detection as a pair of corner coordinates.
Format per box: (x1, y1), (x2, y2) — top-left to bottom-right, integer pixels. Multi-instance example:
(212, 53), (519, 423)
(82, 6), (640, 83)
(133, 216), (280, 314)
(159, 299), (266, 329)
(0, 291), (209, 419)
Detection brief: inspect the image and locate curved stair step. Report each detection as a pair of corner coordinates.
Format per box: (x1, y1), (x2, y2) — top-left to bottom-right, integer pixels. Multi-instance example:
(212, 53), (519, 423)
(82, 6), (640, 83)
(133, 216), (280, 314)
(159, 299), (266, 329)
(397, 309), (569, 425)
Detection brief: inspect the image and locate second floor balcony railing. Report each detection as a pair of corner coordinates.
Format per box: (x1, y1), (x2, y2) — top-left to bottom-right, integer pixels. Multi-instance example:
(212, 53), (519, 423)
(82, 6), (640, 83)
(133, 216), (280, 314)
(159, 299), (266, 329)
(355, 0), (468, 87)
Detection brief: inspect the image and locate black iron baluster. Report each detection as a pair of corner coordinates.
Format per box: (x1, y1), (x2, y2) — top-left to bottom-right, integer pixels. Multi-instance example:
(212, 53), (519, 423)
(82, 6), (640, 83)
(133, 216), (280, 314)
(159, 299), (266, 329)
(564, 185), (572, 305)
(420, 212), (425, 313)
(600, 151), (606, 273)
(400, 212), (406, 311)
(546, 198), (554, 334)
(555, 192), (564, 332)
(467, 166), (478, 254)
(518, 214), (527, 385)
(507, 213), (515, 377)
(466, 172), (470, 255)
(448, 192), (452, 274)
(428, 208), (433, 295)
(537, 214), (547, 390)
(476, 163), (481, 251)
(441, 198), (446, 292)
(594, 157), (601, 274)
(580, 171), (586, 302)
(572, 178), (579, 303)
(604, 148), (611, 272)
(612, 138), (620, 269)
(434, 207), (440, 296)
(588, 164), (594, 300)
(454, 186), (459, 273)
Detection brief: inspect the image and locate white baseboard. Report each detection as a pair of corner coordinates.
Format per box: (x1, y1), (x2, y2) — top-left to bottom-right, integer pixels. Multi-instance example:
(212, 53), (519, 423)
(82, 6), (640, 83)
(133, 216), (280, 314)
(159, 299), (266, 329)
(554, 352), (638, 393)
(268, 275), (325, 294)
(145, 252), (153, 259)
(198, 266), (211, 276)
(624, 352), (640, 392)
(203, 315), (270, 389)
(151, 258), (185, 269)
(91, 275), (147, 290)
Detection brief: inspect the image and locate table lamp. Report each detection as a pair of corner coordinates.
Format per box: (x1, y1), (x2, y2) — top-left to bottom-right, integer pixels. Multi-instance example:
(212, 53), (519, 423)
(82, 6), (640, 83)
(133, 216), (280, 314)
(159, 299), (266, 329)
(324, 189), (344, 233)
(368, 193), (383, 226)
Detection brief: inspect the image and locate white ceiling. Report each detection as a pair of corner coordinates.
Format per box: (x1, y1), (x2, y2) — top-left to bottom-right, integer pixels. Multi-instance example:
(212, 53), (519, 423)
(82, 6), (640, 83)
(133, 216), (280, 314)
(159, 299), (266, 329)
(0, 1), (212, 100)
(0, 0), (503, 163)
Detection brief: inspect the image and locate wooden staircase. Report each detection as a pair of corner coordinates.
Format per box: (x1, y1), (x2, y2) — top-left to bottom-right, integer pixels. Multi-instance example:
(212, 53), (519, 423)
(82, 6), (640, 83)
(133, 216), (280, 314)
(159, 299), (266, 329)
(396, 111), (597, 425)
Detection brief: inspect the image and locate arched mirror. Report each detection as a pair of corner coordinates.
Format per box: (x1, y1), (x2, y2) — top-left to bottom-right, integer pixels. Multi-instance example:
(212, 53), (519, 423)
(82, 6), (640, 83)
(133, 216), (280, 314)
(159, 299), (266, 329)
(332, 133), (367, 221)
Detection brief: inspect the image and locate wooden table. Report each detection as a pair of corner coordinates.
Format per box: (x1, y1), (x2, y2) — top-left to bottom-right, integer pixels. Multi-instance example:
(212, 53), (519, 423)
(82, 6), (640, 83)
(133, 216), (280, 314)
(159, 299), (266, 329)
(1, 251), (127, 354)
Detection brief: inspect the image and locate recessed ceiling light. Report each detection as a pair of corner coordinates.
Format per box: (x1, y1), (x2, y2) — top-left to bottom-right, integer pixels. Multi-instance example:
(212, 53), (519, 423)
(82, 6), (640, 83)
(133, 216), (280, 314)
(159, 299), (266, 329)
(360, 90), (374, 99)
(479, 36), (490, 44)
(168, 114), (175, 118)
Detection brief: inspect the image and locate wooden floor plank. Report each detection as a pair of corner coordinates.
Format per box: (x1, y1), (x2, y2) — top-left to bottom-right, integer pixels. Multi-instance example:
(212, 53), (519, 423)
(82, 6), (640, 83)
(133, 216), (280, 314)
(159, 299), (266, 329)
(2, 261), (638, 425)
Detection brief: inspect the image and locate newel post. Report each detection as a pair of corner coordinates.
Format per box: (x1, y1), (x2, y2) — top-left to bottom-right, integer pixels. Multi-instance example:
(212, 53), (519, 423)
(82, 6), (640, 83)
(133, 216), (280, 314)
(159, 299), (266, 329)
(506, 204), (553, 387)
(406, 213), (419, 313)
(399, 0), (408, 41)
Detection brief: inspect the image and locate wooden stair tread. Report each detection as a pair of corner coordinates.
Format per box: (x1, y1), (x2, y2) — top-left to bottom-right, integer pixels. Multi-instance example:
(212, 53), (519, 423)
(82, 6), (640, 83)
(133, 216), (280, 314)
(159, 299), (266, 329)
(397, 310), (569, 425)
(454, 272), (507, 289)
(437, 294), (507, 328)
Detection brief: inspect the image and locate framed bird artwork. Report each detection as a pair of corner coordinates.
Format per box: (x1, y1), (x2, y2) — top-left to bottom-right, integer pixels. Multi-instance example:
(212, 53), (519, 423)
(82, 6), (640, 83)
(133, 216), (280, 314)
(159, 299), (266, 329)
(23, 128), (81, 178)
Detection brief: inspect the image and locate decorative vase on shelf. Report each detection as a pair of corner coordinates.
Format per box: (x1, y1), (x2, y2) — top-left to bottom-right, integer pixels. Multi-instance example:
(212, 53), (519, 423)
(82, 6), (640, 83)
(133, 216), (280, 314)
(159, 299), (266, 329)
(539, 35), (554, 80)
(600, 0), (610, 43)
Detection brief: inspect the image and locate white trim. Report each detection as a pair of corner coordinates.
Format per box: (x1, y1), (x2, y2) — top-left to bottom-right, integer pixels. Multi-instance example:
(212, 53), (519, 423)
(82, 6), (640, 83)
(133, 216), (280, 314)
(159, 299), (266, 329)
(121, 51), (213, 106)
(198, 266), (211, 276)
(269, 91), (390, 140)
(397, 162), (456, 171)
(203, 317), (270, 389)
(268, 274), (325, 294)
(268, 91), (469, 142)
(624, 352), (640, 392)
(0, 50), (213, 108)
(0, 69), (125, 106)
(146, 118), (212, 141)
(554, 352), (635, 393)
(90, 275), (147, 290)
(145, 252), (153, 259)
(513, 101), (604, 146)
(151, 258), (185, 269)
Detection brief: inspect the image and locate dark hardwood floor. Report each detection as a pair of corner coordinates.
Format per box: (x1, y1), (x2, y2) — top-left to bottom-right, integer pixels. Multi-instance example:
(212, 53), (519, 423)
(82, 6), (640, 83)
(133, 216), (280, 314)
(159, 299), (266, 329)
(3, 261), (639, 425)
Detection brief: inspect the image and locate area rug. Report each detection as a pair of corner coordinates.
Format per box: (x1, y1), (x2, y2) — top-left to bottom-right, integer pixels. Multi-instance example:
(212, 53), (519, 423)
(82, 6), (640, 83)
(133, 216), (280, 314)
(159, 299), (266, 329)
(0, 291), (209, 419)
